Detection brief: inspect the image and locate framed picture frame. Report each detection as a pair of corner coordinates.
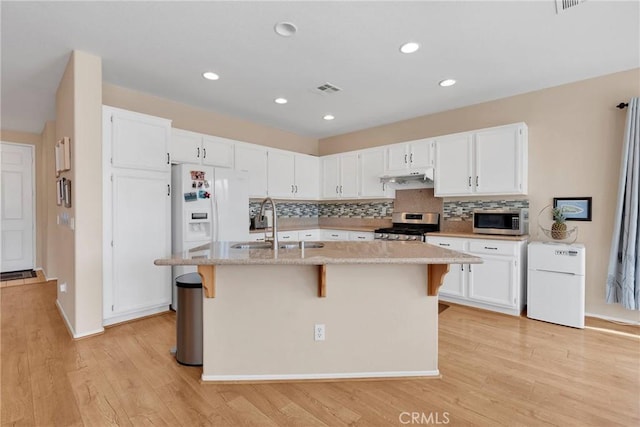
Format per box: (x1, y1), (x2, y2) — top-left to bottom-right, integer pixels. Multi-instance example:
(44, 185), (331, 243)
(63, 178), (72, 208)
(55, 137), (71, 174)
(56, 178), (63, 206)
(553, 197), (592, 221)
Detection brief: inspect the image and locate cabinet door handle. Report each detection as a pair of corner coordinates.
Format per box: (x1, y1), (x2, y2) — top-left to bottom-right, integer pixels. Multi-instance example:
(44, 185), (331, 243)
(167, 184), (171, 196)
(484, 246), (498, 250)
(295, 185), (298, 193)
(476, 176), (479, 187)
(340, 185), (343, 193)
(203, 148), (207, 158)
(382, 182), (386, 191)
(331, 234), (339, 237)
(468, 176), (472, 187)
(410, 153), (413, 163)
(197, 147), (200, 158)
(461, 264), (464, 271)
(336, 185), (339, 194)
(167, 153), (170, 164)
(439, 243), (450, 247)
(404, 154), (408, 164)
(291, 185), (295, 193)
(282, 236), (290, 239)
(468, 264), (472, 272)
(357, 236), (366, 240)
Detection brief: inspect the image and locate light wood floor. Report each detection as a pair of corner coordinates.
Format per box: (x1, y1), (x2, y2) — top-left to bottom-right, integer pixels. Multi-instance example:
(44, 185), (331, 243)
(2, 282), (639, 426)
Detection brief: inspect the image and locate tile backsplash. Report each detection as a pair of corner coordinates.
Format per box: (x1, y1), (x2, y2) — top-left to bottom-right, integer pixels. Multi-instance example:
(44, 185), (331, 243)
(443, 199), (529, 220)
(249, 200), (393, 219)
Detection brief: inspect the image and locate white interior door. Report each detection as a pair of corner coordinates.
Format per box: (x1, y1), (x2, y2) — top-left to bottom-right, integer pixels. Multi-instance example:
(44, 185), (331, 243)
(1, 143), (34, 272)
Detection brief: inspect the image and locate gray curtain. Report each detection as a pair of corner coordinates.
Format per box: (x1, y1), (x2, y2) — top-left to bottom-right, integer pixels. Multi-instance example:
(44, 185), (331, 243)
(606, 97), (639, 310)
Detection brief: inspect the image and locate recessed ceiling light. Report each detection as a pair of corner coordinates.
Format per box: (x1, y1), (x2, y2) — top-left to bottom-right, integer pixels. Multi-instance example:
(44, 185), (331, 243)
(439, 79), (456, 87)
(202, 71), (219, 81)
(274, 22), (297, 37)
(323, 114), (335, 121)
(274, 97), (288, 104)
(399, 42), (420, 54)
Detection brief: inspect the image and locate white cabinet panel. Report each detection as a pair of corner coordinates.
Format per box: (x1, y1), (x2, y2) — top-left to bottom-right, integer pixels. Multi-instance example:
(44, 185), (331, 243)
(248, 233), (266, 242)
(171, 128), (202, 164)
(235, 143), (267, 198)
(298, 229), (320, 241)
(434, 132), (473, 196)
(321, 230), (350, 240)
(339, 153), (359, 198)
(321, 156), (340, 198)
(294, 154), (319, 199)
(110, 171), (171, 316)
(267, 150), (295, 198)
(349, 231), (374, 241)
(408, 139), (434, 169)
(359, 149), (390, 198)
(202, 136), (234, 168)
(386, 144), (409, 173)
(474, 124), (526, 195)
(426, 237), (467, 298)
(385, 139), (434, 174)
(277, 231), (298, 241)
(468, 254), (516, 308)
(110, 109), (171, 172)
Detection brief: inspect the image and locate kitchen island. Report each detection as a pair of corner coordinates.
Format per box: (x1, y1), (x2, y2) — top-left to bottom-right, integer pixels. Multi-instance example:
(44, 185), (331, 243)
(155, 241), (481, 382)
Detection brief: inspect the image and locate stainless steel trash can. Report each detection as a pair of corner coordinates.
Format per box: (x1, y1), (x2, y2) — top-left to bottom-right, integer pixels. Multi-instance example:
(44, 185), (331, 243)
(175, 273), (203, 366)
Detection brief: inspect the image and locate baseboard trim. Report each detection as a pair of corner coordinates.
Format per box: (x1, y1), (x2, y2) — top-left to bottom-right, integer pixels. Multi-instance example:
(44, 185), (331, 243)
(201, 370), (440, 383)
(103, 305), (170, 327)
(585, 312), (640, 326)
(55, 300), (105, 339)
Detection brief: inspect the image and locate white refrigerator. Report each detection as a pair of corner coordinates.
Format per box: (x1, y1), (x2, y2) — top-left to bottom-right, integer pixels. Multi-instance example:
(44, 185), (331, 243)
(527, 242), (586, 328)
(171, 164), (249, 310)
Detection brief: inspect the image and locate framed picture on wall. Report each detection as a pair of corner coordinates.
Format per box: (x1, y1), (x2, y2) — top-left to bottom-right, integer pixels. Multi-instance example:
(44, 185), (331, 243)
(55, 137), (71, 174)
(553, 197), (592, 221)
(63, 178), (72, 208)
(56, 178), (63, 206)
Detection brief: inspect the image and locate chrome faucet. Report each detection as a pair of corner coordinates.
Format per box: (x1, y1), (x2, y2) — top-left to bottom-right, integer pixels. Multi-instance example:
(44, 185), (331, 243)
(259, 197), (278, 248)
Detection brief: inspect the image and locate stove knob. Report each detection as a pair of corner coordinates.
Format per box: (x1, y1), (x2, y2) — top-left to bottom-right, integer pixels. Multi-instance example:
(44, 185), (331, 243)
(398, 235), (408, 241)
(374, 233), (382, 239)
(407, 236), (417, 241)
(389, 235), (399, 240)
(381, 233), (389, 240)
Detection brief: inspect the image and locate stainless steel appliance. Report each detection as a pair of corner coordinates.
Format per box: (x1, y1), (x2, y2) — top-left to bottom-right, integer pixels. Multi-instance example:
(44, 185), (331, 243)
(473, 208), (528, 236)
(374, 212), (440, 241)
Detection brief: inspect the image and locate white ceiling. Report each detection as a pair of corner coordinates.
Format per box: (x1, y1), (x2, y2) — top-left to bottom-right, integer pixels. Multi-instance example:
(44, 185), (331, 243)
(2, 1), (639, 138)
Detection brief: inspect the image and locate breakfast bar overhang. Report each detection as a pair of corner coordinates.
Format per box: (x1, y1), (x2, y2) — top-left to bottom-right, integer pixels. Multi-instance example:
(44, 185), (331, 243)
(155, 241), (481, 382)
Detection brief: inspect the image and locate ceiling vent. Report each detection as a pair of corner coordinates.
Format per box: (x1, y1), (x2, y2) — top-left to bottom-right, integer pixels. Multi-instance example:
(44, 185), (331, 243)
(314, 82), (342, 95)
(555, 0), (586, 14)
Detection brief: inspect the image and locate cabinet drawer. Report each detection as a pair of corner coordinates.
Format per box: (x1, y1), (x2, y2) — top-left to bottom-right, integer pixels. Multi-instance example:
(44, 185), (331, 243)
(322, 230), (350, 240)
(298, 230), (320, 241)
(277, 231), (298, 241)
(425, 237), (466, 251)
(468, 240), (517, 256)
(349, 231), (374, 241)
(248, 233), (266, 242)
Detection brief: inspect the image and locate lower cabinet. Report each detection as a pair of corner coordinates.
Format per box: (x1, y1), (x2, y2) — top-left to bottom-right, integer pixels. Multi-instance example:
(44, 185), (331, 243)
(425, 236), (527, 316)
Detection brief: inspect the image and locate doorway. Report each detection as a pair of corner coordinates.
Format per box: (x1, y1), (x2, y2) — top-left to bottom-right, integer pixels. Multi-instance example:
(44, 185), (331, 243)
(1, 142), (35, 272)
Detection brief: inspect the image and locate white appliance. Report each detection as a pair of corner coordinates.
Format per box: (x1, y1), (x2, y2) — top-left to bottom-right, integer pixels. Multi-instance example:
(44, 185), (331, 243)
(527, 242), (586, 328)
(171, 164), (249, 310)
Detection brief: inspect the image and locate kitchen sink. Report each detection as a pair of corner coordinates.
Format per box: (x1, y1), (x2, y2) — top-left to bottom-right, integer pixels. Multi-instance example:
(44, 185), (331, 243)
(231, 242), (273, 249)
(279, 242), (325, 249)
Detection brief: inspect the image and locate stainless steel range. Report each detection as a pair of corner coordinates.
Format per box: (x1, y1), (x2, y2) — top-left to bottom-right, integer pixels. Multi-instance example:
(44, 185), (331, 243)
(374, 212), (440, 241)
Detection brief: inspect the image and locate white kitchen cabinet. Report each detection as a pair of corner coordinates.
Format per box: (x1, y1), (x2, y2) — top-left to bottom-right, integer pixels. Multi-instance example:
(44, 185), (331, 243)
(109, 107), (171, 172)
(267, 150), (319, 199)
(321, 229), (350, 240)
(277, 231), (298, 242)
(248, 233), (267, 242)
(235, 142), (268, 198)
(321, 153), (358, 199)
(358, 148), (393, 198)
(102, 106), (172, 326)
(434, 123), (528, 197)
(298, 229), (321, 241)
(170, 128), (234, 168)
(385, 138), (434, 174)
(349, 231), (374, 241)
(425, 235), (527, 316)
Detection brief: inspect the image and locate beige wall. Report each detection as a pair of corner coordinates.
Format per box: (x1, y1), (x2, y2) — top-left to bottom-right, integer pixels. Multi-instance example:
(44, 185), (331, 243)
(0, 129), (46, 269)
(54, 51), (104, 337)
(320, 68), (640, 323)
(102, 84), (319, 155)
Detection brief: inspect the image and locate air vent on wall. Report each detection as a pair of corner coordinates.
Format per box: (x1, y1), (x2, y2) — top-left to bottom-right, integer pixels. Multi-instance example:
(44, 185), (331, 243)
(314, 82), (342, 95)
(555, 0), (586, 14)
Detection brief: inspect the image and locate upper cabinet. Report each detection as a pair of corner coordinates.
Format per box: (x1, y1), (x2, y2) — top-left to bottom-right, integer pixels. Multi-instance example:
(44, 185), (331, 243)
(321, 153), (358, 199)
(235, 142), (268, 198)
(266, 149), (319, 199)
(434, 123), (528, 197)
(109, 107), (171, 172)
(358, 148), (393, 198)
(171, 128), (234, 168)
(386, 138), (434, 174)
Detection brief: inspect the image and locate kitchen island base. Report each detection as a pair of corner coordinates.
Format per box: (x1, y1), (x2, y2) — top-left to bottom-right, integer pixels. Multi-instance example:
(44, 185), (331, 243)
(202, 264), (439, 382)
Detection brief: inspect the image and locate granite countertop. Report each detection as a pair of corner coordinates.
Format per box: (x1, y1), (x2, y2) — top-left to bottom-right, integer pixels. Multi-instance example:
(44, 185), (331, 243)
(427, 231), (530, 242)
(250, 225), (379, 233)
(154, 241), (482, 266)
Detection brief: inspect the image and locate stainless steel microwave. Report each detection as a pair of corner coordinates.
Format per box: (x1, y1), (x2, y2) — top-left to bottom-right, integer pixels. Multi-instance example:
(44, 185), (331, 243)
(472, 209), (528, 236)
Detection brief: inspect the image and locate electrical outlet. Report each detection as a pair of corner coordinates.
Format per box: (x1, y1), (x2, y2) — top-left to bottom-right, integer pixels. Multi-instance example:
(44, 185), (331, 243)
(59, 282), (67, 293)
(314, 324), (325, 341)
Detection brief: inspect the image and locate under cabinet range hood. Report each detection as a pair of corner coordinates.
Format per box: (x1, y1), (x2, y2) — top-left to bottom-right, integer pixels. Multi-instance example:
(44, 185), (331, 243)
(380, 168), (434, 187)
